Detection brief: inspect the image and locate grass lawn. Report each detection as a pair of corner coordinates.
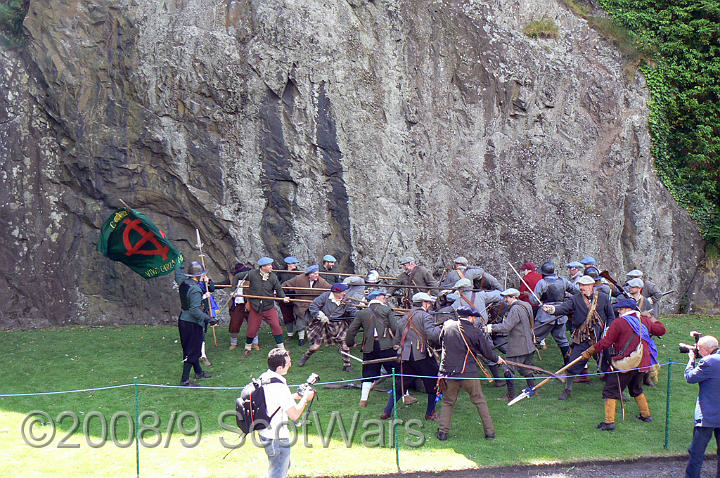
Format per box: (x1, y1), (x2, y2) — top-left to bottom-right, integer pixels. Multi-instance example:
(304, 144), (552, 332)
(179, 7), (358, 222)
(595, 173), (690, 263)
(1, 314), (718, 477)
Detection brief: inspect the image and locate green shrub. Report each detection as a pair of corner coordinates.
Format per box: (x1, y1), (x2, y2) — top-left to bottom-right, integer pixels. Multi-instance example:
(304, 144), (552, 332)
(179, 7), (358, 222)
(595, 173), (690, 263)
(523, 18), (559, 39)
(0, 0), (29, 47)
(562, 0), (591, 17)
(595, 0), (720, 254)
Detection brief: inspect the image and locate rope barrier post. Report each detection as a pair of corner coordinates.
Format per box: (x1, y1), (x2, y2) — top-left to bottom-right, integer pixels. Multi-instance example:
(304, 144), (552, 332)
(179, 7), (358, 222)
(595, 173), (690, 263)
(135, 377), (140, 478)
(391, 367), (400, 472)
(664, 360), (672, 449)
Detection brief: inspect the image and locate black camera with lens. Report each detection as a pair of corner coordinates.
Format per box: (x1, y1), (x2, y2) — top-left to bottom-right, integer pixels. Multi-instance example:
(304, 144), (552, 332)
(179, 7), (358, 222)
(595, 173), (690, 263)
(679, 331), (702, 355)
(297, 372), (319, 398)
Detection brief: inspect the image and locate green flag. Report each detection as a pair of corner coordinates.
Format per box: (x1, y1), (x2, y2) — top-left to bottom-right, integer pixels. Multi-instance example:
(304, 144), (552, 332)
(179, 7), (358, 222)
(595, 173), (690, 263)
(98, 208), (183, 279)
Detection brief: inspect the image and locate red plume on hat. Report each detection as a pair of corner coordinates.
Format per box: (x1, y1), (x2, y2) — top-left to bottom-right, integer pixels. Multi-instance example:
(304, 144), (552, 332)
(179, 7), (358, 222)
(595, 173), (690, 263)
(331, 283), (349, 292)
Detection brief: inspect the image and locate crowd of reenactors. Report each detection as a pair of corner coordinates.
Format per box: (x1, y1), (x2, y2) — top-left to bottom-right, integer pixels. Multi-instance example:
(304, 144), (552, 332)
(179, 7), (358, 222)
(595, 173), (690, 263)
(176, 252), (669, 439)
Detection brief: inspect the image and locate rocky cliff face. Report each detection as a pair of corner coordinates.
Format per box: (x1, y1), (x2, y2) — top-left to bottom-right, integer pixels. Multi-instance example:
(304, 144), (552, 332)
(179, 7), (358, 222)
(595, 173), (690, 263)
(0, 0), (714, 328)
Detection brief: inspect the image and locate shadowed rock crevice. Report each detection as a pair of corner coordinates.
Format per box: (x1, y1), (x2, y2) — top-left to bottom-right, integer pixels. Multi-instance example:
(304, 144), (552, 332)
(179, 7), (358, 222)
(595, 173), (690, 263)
(259, 89), (298, 256)
(317, 82), (354, 273)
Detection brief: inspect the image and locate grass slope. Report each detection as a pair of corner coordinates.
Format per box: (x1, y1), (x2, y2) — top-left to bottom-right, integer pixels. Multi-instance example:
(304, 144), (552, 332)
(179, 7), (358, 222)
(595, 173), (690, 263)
(1, 314), (718, 477)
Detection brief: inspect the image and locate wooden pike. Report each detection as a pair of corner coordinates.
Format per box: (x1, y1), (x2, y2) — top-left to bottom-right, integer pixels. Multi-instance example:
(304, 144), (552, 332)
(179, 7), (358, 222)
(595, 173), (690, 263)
(503, 360), (565, 383)
(239, 294), (313, 303)
(215, 284), (331, 291)
(341, 350), (400, 365)
(195, 228), (217, 348)
(508, 355), (585, 406)
(283, 286), (332, 291)
(272, 269), (398, 281)
(390, 283), (488, 293)
(238, 294), (410, 313)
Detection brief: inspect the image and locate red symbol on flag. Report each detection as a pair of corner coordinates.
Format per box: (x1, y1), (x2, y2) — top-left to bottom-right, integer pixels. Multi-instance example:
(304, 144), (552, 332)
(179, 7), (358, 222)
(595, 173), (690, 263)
(122, 218), (170, 260)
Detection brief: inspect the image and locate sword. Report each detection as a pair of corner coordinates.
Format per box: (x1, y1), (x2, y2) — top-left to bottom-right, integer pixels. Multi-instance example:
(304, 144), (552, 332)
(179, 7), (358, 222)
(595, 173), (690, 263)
(508, 355), (585, 406)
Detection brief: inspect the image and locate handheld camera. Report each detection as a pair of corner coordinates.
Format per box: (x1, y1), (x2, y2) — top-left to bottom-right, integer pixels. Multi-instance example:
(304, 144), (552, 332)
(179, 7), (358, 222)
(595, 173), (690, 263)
(297, 372), (319, 398)
(679, 330), (702, 355)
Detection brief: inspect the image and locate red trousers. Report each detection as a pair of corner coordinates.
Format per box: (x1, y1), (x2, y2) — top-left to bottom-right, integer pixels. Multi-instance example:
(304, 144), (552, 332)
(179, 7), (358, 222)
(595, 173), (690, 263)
(228, 304), (248, 334)
(246, 305), (284, 338)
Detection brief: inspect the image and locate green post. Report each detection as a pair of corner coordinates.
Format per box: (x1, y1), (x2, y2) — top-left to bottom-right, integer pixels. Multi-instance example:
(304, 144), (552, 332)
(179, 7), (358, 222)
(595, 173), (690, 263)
(664, 360), (672, 449)
(135, 377), (140, 477)
(392, 367), (400, 472)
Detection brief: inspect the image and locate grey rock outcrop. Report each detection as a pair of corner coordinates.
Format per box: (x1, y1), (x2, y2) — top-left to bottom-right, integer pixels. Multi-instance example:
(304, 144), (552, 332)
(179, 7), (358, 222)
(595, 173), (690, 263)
(0, 0), (714, 327)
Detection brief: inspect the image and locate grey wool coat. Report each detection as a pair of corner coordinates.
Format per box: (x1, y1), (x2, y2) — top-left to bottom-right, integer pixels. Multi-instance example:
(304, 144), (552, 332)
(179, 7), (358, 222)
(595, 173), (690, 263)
(490, 300), (537, 357)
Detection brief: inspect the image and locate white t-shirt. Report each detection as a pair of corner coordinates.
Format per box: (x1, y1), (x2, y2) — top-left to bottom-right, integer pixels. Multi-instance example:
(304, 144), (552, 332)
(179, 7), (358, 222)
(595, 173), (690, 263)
(258, 370), (296, 440)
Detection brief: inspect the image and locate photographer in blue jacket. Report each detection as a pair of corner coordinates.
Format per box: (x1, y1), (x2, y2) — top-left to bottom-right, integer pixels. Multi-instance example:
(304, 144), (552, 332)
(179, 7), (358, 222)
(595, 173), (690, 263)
(684, 333), (720, 478)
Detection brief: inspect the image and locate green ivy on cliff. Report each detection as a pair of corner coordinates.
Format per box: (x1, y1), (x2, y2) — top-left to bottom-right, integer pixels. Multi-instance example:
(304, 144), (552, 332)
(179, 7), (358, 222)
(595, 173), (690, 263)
(597, 0), (720, 254)
(0, 0), (28, 47)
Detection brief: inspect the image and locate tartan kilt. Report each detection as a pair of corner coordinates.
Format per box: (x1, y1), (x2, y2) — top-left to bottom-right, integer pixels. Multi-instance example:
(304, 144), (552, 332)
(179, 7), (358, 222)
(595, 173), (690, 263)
(307, 318), (351, 346)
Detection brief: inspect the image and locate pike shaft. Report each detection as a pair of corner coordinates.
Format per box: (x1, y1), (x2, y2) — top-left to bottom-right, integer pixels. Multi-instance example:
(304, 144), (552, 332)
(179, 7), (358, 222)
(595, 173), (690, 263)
(194, 228), (214, 319)
(239, 294), (313, 303)
(508, 261), (544, 306)
(532, 355), (585, 392)
(271, 269), (397, 281)
(503, 359), (563, 381)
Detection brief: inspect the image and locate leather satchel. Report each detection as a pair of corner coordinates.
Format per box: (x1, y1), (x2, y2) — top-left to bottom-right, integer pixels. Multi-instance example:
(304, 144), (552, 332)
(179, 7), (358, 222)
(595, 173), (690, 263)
(612, 335), (643, 371)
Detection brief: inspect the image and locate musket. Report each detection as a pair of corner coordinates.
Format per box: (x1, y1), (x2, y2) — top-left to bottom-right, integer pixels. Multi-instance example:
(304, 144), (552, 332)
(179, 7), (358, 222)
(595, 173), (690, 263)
(599, 270), (630, 296)
(508, 355), (585, 406)
(195, 229), (218, 348)
(508, 261), (544, 306)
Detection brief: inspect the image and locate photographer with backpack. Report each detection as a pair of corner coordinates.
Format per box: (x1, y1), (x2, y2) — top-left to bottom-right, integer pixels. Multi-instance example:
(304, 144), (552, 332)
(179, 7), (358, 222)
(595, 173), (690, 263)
(257, 348), (315, 478)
